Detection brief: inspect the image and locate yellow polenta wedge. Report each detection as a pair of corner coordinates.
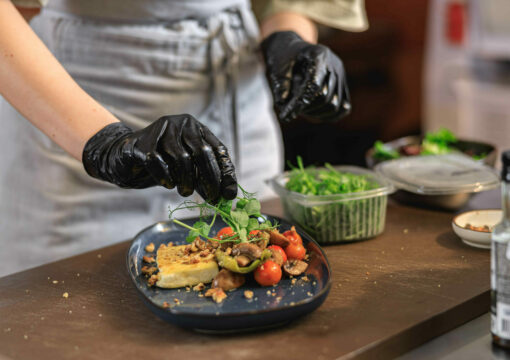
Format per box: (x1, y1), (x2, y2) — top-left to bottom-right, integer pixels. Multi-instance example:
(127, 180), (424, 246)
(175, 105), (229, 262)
(156, 243), (218, 289)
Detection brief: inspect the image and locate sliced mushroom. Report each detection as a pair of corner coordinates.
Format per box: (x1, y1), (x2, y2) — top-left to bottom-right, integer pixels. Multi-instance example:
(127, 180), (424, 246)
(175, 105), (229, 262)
(220, 241), (235, 251)
(269, 248), (284, 266)
(255, 231), (270, 249)
(231, 243), (262, 260)
(212, 269), (246, 291)
(236, 255), (252, 267)
(283, 260), (308, 276)
(269, 230), (290, 247)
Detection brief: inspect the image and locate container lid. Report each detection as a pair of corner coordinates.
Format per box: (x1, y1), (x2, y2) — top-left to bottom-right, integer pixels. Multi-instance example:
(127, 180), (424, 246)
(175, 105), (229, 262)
(375, 153), (500, 195)
(267, 165), (395, 206)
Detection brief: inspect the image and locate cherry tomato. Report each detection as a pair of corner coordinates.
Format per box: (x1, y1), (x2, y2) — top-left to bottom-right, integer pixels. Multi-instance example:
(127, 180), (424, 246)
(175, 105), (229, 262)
(267, 245), (287, 263)
(249, 230), (260, 238)
(285, 242), (306, 260)
(254, 260), (282, 286)
(283, 227), (302, 245)
(216, 227), (234, 239)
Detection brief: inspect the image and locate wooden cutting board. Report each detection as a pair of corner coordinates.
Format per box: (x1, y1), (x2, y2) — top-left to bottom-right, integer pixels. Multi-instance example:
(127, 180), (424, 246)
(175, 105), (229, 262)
(0, 194), (495, 360)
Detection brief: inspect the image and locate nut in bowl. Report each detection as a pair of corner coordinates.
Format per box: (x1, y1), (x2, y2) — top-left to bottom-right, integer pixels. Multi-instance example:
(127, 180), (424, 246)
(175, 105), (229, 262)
(452, 209), (502, 249)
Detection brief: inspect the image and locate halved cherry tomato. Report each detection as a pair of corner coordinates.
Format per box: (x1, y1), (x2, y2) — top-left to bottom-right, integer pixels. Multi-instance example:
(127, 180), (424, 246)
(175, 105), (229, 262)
(249, 230), (260, 238)
(267, 245), (287, 263)
(285, 242), (306, 260)
(283, 227), (302, 245)
(254, 260), (282, 286)
(216, 226), (234, 239)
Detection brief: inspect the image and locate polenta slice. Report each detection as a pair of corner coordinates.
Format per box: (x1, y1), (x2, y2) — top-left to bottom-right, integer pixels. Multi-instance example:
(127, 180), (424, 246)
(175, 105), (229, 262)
(156, 243), (219, 289)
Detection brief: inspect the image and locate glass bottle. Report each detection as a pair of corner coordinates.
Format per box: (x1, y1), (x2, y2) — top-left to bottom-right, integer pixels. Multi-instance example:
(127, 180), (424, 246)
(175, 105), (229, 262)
(492, 150), (510, 348)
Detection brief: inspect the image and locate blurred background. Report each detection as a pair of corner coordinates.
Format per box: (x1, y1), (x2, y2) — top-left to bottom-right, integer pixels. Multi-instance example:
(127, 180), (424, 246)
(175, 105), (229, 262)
(282, 0), (510, 169)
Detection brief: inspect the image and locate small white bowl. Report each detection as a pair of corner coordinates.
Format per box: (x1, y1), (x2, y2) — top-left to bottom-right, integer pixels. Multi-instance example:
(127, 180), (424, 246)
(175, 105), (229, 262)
(452, 209), (502, 249)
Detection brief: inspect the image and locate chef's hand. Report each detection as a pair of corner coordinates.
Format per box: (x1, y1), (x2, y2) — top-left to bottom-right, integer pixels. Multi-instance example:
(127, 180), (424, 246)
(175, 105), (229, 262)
(82, 115), (237, 203)
(261, 31), (351, 123)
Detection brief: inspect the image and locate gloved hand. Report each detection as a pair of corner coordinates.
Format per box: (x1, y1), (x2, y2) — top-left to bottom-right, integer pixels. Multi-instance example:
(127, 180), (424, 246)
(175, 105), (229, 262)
(82, 114), (237, 202)
(261, 31), (351, 123)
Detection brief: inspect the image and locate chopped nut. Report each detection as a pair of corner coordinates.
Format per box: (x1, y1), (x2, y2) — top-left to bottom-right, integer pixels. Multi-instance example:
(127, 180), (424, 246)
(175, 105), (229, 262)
(198, 293), (204, 298)
(266, 290), (271, 296)
(141, 266), (157, 276)
(185, 287), (191, 292)
(62, 292), (69, 298)
(173, 298), (181, 305)
(190, 255), (200, 264)
(147, 275), (158, 286)
(52, 280), (58, 284)
(205, 288), (227, 303)
(193, 283), (205, 291)
(307, 291), (313, 296)
(145, 243), (155, 253)
(244, 290), (254, 299)
(276, 296), (282, 302)
(291, 278), (297, 285)
(191, 243), (198, 252)
(199, 249), (211, 257)
(162, 301), (170, 309)
(301, 275), (310, 282)
(142, 255), (155, 263)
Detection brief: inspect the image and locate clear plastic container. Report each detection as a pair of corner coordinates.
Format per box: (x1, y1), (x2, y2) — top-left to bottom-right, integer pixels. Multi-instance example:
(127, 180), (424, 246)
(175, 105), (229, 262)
(268, 166), (395, 244)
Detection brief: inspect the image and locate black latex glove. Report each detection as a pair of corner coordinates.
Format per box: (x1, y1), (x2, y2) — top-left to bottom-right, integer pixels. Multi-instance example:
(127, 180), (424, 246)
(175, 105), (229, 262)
(261, 31), (351, 123)
(82, 114), (237, 203)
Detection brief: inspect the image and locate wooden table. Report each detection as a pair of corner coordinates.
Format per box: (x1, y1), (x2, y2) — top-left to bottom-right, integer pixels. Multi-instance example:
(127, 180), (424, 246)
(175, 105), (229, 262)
(0, 194), (497, 360)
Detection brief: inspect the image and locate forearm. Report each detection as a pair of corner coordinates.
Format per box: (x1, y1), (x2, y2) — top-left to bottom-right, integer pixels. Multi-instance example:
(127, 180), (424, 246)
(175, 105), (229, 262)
(260, 12), (318, 44)
(0, 0), (119, 160)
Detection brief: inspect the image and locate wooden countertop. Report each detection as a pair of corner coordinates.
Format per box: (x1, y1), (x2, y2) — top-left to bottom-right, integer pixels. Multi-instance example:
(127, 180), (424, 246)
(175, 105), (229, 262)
(0, 194), (497, 360)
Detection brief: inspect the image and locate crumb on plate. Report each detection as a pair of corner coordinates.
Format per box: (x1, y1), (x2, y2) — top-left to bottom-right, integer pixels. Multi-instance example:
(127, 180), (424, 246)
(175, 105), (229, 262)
(145, 243), (155, 253)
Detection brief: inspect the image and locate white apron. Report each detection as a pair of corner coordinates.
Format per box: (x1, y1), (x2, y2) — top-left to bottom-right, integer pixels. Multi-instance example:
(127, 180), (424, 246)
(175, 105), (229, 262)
(0, 0), (283, 277)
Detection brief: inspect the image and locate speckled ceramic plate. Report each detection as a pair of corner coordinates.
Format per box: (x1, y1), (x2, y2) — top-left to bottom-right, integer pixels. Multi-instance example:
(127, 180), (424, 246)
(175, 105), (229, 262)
(126, 215), (331, 332)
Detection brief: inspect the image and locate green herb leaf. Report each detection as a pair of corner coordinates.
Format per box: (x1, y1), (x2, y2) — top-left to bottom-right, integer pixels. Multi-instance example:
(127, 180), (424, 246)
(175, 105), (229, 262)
(244, 199), (261, 216)
(230, 209), (249, 228)
(237, 228), (247, 242)
(373, 140), (400, 160)
(236, 198), (248, 209)
(247, 218), (260, 232)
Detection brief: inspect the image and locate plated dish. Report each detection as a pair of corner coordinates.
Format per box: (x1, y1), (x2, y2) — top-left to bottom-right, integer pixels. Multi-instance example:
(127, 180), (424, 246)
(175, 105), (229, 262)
(452, 209), (502, 249)
(127, 215), (331, 331)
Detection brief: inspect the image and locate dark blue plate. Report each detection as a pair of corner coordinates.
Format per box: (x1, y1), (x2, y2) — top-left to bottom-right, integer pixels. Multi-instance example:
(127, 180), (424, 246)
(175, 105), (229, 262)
(126, 215), (331, 332)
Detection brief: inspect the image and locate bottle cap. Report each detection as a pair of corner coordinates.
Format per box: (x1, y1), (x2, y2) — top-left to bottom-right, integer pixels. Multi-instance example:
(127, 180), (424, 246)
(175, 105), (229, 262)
(502, 150), (510, 181)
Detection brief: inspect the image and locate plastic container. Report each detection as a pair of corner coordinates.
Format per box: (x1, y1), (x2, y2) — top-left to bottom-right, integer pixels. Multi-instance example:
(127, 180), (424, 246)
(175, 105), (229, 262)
(375, 153), (500, 211)
(268, 166), (394, 244)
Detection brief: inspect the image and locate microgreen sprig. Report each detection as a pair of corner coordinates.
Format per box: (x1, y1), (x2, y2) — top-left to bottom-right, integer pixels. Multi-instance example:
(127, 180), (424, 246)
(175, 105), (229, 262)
(169, 186), (276, 244)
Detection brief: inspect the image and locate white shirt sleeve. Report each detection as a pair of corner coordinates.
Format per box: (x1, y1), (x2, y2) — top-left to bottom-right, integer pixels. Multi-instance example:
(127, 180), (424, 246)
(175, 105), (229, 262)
(11, 0), (48, 8)
(254, 0), (369, 32)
